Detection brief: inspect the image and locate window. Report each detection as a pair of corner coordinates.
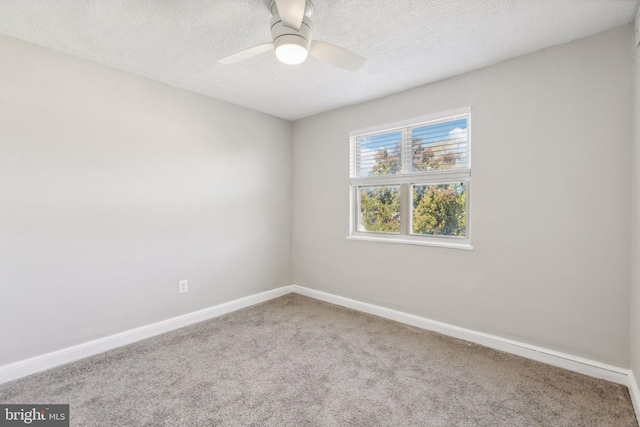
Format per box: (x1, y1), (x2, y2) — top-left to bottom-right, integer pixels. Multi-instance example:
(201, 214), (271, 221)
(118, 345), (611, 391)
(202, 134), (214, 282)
(349, 107), (471, 249)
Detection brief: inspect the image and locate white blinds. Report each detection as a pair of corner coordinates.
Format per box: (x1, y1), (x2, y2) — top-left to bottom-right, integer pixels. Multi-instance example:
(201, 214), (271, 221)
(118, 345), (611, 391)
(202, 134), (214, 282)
(350, 112), (470, 184)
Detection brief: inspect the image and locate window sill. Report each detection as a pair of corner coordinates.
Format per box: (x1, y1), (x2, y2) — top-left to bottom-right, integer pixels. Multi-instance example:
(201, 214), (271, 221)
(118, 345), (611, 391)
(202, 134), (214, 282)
(346, 235), (473, 250)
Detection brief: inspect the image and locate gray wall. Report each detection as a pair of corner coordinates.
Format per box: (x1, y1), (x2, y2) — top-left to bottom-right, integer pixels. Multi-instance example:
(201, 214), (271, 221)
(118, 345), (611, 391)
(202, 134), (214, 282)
(292, 26), (633, 367)
(632, 19), (640, 379)
(1, 24), (635, 371)
(0, 35), (293, 365)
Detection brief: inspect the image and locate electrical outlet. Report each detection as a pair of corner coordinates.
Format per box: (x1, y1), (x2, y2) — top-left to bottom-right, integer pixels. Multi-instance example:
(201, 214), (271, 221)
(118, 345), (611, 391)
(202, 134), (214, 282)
(179, 279), (188, 293)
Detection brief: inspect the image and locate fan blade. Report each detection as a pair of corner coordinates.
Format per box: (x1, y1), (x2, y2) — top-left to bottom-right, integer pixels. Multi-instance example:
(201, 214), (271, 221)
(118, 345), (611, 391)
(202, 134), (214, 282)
(309, 41), (366, 72)
(218, 43), (274, 64)
(275, 0), (305, 30)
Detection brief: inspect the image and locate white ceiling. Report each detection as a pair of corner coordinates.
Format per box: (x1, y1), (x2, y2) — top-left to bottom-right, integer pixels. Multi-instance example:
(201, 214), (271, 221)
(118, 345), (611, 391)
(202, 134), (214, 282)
(0, 0), (637, 120)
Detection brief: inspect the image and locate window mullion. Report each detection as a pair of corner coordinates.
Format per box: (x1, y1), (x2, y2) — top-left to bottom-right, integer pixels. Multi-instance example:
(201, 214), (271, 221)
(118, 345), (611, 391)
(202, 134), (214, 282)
(401, 127), (411, 174)
(400, 127), (411, 236)
(399, 183), (409, 236)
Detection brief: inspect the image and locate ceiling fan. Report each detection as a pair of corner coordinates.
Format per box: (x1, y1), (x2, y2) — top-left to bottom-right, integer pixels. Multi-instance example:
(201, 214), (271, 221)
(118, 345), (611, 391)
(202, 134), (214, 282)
(218, 0), (366, 72)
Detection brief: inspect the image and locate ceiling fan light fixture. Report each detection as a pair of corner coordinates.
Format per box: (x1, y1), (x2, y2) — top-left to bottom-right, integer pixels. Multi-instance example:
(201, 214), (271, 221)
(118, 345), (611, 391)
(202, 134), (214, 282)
(274, 35), (308, 65)
(218, 0), (365, 71)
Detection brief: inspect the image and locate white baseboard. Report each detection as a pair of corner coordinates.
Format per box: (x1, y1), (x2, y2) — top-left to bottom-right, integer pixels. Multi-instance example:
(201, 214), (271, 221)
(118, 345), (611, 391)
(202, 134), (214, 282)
(0, 285), (293, 384)
(1, 283), (633, 397)
(629, 370), (640, 425)
(291, 285), (629, 386)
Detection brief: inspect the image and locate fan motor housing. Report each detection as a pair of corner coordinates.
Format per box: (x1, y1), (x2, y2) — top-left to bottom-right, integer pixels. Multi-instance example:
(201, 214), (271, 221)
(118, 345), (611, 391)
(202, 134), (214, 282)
(271, 14), (313, 51)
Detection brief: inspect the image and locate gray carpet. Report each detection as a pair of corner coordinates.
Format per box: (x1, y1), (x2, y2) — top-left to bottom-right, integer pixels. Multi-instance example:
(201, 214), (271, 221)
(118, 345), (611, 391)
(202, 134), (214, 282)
(0, 294), (637, 426)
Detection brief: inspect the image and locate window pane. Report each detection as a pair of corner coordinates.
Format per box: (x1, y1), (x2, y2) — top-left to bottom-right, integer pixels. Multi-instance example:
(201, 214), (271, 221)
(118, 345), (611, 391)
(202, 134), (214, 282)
(411, 118), (468, 172)
(358, 186), (400, 233)
(357, 131), (402, 177)
(412, 183), (466, 237)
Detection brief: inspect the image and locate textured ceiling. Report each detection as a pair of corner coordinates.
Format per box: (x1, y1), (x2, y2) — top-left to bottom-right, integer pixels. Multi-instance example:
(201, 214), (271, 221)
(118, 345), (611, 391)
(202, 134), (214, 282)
(0, 0), (637, 120)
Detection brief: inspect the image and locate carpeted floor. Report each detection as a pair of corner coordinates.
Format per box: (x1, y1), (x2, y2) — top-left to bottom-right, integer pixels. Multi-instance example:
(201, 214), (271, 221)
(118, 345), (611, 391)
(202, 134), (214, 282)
(0, 293), (637, 426)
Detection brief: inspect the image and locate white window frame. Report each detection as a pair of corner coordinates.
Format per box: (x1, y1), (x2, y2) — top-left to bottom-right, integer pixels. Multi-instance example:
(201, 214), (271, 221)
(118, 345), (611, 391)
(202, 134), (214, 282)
(348, 107), (472, 250)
